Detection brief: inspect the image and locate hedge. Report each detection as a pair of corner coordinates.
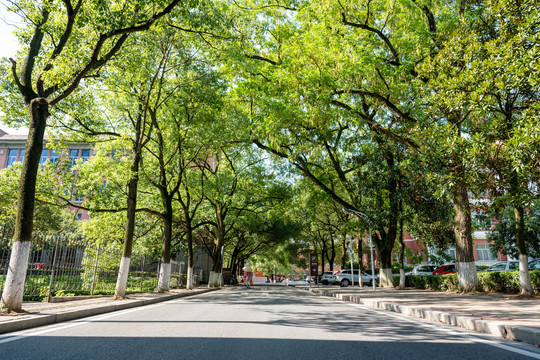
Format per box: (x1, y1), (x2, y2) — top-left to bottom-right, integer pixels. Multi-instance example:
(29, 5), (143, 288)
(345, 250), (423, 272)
(400, 270), (540, 294)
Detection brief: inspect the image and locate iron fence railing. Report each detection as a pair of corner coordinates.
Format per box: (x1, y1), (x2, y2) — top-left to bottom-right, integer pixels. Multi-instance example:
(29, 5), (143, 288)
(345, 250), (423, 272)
(0, 227), (187, 301)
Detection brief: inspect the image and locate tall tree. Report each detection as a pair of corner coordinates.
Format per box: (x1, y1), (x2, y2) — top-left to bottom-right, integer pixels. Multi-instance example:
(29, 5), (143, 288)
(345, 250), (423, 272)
(421, 0), (540, 295)
(226, 0), (486, 291)
(0, 0), (182, 311)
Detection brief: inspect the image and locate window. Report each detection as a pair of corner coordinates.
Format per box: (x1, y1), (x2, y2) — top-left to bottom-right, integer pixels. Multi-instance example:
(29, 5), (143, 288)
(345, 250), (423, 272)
(49, 151), (59, 164)
(508, 261), (519, 271)
(446, 247), (456, 261)
(39, 149), (49, 164)
(18, 149), (25, 162)
(488, 263), (507, 271)
(69, 149), (79, 168)
(6, 149), (18, 167)
(472, 212), (492, 230)
(81, 149), (90, 162)
(73, 188), (83, 202)
(476, 243), (496, 261)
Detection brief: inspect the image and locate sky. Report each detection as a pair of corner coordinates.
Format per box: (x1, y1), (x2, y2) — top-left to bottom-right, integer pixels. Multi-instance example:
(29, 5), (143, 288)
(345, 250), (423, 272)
(0, 1), (27, 135)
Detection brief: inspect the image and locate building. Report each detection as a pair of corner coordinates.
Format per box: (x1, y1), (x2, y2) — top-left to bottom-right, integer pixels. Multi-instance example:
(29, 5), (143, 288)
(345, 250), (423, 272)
(0, 129), (94, 220)
(1, 128), (216, 282)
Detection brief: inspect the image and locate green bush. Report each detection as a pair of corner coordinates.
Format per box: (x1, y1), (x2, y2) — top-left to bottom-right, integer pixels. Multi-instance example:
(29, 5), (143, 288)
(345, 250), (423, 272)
(407, 274), (459, 291)
(405, 270), (540, 294)
(478, 270), (540, 293)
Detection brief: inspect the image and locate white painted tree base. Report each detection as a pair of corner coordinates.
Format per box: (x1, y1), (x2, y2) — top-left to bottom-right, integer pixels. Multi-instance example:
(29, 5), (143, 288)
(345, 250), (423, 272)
(208, 271), (223, 288)
(457, 262), (478, 292)
(186, 267), (194, 290)
(114, 257), (131, 299)
(157, 262), (171, 292)
(399, 268), (405, 289)
(1, 241), (31, 311)
(379, 268), (394, 287)
(519, 254), (533, 296)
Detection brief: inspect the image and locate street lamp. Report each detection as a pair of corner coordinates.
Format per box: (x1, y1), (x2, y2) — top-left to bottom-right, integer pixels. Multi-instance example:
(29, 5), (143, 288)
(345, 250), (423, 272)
(342, 208), (376, 291)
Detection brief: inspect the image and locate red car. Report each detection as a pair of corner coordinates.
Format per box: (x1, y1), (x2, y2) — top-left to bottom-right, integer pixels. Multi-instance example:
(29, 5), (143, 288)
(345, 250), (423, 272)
(432, 264), (456, 275)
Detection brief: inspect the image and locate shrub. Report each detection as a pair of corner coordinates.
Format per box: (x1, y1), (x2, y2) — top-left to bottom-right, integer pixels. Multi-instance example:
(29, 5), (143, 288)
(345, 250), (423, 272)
(407, 274), (459, 291)
(478, 270), (540, 293)
(405, 270), (540, 294)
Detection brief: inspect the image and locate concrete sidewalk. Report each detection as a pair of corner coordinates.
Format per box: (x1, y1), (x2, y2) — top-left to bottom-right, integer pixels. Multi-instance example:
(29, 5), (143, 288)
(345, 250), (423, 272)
(297, 285), (540, 346)
(0, 287), (219, 335)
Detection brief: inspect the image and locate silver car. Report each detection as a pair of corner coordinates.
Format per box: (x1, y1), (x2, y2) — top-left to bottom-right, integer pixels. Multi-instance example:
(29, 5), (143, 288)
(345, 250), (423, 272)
(485, 261), (519, 272)
(337, 269), (378, 287)
(321, 271), (338, 285)
(405, 264), (439, 276)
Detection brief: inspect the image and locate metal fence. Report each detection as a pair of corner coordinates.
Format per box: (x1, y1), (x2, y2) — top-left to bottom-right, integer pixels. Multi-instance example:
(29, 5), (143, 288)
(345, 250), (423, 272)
(0, 226), (186, 301)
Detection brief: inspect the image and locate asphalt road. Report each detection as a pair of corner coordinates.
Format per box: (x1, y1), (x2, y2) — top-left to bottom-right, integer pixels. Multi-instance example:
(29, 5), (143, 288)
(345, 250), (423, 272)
(1, 286), (539, 360)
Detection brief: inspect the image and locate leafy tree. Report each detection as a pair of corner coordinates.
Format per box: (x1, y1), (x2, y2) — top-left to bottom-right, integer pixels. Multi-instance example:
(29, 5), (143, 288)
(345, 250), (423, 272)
(488, 203), (540, 261)
(418, 0), (540, 295)
(0, 0), (182, 311)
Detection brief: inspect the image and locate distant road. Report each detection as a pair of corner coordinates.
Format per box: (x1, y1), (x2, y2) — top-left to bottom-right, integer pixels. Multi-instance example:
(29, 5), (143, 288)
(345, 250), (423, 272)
(0, 286), (539, 359)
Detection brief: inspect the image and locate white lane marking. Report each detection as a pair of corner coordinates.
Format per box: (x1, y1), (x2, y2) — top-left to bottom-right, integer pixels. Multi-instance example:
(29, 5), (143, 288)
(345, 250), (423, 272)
(346, 302), (540, 359)
(0, 302), (167, 344)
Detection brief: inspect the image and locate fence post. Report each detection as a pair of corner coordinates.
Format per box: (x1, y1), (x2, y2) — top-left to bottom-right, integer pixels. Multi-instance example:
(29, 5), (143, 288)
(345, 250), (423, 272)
(47, 236), (60, 303)
(90, 244), (101, 296)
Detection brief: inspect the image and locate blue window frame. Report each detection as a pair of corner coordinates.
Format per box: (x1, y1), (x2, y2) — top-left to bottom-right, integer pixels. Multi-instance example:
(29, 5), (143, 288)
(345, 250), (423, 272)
(39, 149), (49, 164)
(69, 149), (79, 167)
(6, 149), (18, 167)
(81, 149), (90, 162)
(49, 151), (59, 164)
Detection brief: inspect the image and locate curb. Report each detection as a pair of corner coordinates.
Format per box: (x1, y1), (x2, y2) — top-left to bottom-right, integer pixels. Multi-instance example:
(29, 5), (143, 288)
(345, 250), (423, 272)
(304, 288), (540, 346)
(0, 288), (219, 335)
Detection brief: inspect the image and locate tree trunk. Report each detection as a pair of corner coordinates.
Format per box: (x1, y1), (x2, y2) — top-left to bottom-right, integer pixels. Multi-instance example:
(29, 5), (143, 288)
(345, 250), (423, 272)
(341, 240), (347, 268)
(357, 234), (363, 274)
(157, 207), (173, 292)
(398, 218), (406, 290)
(377, 243), (394, 287)
(1, 100), (48, 311)
(114, 152), (141, 299)
(330, 234), (335, 271)
(187, 267), (194, 289)
(115, 257), (131, 298)
(186, 222), (194, 290)
(453, 184), (478, 292)
(514, 205), (533, 296)
(208, 207), (224, 288)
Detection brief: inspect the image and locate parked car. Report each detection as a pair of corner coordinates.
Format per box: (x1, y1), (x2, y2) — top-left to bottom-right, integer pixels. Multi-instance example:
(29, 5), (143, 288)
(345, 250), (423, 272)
(529, 259), (540, 270)
(485, 261), (519, 272)
(336, 269), (378, 287)
(321, 271), (338, 285)
(305, 275), (323, 283)
(405, 264), (439, 276)
(432, 264), (456, 275)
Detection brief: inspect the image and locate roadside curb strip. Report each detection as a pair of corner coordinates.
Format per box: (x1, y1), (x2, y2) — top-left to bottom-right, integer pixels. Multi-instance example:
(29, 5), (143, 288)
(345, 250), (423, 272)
(305, 288), (539, 346)
(0, 288), (219, 335)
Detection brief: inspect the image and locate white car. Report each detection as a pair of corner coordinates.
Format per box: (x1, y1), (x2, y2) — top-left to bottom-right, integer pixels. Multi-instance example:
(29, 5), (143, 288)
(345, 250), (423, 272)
(336, 269), (378, 287)
(405, 265), (439, 276)
(321, 271), (338, 285)
(485, 261), (519, 272)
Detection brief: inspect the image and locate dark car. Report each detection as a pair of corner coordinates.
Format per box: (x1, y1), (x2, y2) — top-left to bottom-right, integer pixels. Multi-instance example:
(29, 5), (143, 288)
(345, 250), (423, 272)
(433, 264), (456, 275)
